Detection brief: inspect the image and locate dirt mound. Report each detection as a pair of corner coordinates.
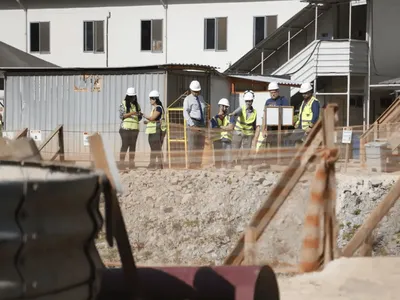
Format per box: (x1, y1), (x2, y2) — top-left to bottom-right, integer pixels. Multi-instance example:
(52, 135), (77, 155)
(96, 168), (400, 266)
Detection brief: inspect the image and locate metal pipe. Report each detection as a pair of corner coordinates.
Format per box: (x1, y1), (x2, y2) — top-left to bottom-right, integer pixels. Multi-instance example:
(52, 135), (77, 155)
(347, 73), (351, 127)
(260, 51), (264, 75)
(314, 4), (318, 40)
(367, 0), (372, 127)
(348, 0), (352, 40)
(106, 12), (111, 67)
(160, 0), (168, 63)
(287, 30), (291, 60)
(15, 0), (28, 52)
(97, 265), (280, 300)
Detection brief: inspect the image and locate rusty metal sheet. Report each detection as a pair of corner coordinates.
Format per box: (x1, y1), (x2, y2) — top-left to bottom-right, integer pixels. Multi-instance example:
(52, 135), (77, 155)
(97, 265), (280, 300)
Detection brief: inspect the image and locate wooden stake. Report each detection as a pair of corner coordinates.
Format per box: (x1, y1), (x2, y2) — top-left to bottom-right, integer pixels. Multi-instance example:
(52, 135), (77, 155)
(244, 226), (257, 265)
(342, 177), (400, 257)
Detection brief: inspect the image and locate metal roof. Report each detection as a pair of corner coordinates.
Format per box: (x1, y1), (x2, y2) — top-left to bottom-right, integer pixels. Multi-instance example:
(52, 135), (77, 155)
(0, 41), (59, 68)
(227, 74), (302, 87)
(0, 63), (218, 75)
(225, 3), (331, 74)
(301, 0), (351, 3)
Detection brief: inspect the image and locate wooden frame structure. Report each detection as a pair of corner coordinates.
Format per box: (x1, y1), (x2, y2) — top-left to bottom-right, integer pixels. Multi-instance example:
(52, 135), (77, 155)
(224, 104), (339, 271)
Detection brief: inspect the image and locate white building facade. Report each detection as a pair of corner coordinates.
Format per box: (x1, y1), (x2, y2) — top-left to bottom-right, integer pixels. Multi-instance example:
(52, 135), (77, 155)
(0, 0), (307, 71)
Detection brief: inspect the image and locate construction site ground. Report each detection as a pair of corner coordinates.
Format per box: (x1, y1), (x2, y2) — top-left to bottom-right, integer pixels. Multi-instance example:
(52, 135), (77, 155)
(94, 165), (400, 297)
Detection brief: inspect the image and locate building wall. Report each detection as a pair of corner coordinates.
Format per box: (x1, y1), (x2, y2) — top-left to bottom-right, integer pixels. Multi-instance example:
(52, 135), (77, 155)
(0, 0), (306, 71)
(371, 0), (400, 83)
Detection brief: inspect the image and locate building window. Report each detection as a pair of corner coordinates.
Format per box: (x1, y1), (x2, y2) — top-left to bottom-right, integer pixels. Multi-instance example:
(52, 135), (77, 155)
(253, 16), (277, 46)
(0, 78), (4, 90)
(204, 17), (227, 51)
(30, 22), (50, 53)
(83, 21), (104, 53)
(141, 20), (163, 52)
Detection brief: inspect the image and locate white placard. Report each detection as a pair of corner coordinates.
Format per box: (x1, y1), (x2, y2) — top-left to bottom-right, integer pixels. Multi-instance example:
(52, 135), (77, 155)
(265, 106), (279, 126)
(2, 131), (14, 139)
(30, 130), (42, 142)
(282, 107), (294, 126)
(83, 132), (90, 146)
(342, 128), (352, 144)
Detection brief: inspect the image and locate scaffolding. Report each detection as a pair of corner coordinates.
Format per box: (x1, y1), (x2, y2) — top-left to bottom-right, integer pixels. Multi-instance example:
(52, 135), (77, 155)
(166, 91), (211, 169)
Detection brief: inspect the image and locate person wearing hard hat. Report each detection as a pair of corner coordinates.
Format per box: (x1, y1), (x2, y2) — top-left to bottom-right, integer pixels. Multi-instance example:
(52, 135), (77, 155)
(143, 90), (166, 169)
(258, 82), (290, 150)
(291, 82), (321, 145)
(210, 98), (233, 168)
(230, 90), (257, 167)
(183, 80), (207, 169)
(118, 87), (142, 169)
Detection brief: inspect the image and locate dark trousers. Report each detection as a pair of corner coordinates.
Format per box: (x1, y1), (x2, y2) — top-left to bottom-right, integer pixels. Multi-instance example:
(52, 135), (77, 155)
(119, 128), (139, 165)
(148, 128), (165, 168)
(187, 126), (206, 169)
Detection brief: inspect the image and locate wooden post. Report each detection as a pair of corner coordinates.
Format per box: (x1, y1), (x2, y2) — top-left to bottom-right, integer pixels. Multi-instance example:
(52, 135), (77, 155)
(342, 177), (400, 257)
(244, 226), (257, 265)
(277, 107), (282, 165)
(224, 104), (340, 266)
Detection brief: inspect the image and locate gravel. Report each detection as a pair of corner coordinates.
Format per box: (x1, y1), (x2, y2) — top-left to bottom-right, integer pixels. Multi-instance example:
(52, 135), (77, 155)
(96, 168), (400, 266)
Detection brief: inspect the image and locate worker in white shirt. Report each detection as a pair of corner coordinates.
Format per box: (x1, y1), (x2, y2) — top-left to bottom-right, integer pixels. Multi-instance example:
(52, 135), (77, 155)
(183, 80), (207, 169)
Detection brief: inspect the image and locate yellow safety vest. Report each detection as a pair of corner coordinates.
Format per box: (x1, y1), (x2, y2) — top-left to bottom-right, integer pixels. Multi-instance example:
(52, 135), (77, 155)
(122, 100), (141, 130)
(212, 115), (232, 142)
(145, 105), (167, 135)
(296, 96), (320, 130)
(234, 105), (257, 136)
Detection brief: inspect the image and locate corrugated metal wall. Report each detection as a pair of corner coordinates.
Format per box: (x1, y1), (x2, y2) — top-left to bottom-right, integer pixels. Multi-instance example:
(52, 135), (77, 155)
(4, 72), (166, 161)
(167, 71), (211, 107)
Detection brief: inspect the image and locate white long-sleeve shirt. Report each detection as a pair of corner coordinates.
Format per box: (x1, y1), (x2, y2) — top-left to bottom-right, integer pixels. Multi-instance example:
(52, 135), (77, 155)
(183, 94), (207, 127)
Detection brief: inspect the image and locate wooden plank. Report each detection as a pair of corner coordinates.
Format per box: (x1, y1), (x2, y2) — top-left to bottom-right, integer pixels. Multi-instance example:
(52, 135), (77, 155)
(224, 120), (324, 265)
(342, 177), (400, 257)
(244, 226), (257, 265)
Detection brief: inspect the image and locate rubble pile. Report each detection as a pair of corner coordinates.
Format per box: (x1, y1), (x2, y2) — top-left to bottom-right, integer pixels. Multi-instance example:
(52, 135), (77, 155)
(96, 168), (400, 266)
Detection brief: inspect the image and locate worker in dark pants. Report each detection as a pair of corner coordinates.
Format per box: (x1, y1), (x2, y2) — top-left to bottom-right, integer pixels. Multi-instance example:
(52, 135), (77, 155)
(290, 82), (321, 147)
(143, 90), (166, 169)
(261, 82), (290, 149)
(119, 87), (142, 169)
(210, 98), (233, 169)
(183, 80), (207, 169)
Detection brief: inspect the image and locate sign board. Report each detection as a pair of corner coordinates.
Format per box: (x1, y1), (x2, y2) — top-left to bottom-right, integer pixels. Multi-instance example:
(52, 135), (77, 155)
(342, 128), (352, 144)
(2, 131), (14, 139)
(30, 130), (42, 142)
(83, 132), (90, 146)
(281, 106), (294, 126)
(265, 106), (279, 126)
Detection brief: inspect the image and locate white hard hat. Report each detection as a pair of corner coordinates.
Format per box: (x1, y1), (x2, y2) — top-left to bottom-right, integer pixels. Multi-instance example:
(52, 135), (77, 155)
(218, 98), (230, 107)
(126, 87), (136, 96)
(299, 82), (313, 93)
(243, 90), (255, 101)
(149, 90), (160, 98)
(268, 82), (279, 91)
(189, 80), (201, 91)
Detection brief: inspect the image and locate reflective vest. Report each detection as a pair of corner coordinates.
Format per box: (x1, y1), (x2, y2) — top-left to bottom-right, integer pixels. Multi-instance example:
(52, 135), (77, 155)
(145, 105), (167, 135)
(296, 96), (320, 130)
(234, 105), (257, 136)
(122, 100), (141, 130)
(212, 115), (232, 142)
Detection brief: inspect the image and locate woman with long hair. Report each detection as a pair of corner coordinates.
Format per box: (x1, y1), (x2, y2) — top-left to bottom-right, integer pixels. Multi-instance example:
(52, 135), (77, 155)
(118, 87), (142, 169)
(143, 90), (166, 169)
